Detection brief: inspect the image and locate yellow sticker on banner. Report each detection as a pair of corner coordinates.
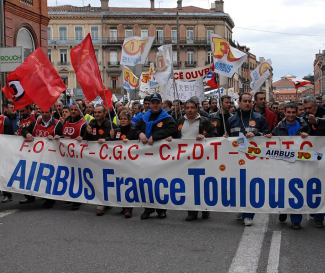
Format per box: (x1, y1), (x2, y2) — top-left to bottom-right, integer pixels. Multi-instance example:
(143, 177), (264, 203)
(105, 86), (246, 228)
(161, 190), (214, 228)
(297, 151), (312, 160)
(247, 146), (262, 155)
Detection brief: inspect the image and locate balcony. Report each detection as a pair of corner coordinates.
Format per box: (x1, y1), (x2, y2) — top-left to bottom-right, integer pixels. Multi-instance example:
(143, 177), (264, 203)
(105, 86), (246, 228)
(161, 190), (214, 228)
(57, 62), (70, 66)
(173, 61), (182, 67)
(108, 61), (120, 66)
(242, 62), (249, 69)
(185, 61), (196, 67)
(48, 37), (108, 46)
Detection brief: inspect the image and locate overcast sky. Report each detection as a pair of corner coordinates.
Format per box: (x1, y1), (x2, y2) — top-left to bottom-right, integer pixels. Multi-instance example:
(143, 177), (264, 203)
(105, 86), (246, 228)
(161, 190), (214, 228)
(48, 0), (325, 81)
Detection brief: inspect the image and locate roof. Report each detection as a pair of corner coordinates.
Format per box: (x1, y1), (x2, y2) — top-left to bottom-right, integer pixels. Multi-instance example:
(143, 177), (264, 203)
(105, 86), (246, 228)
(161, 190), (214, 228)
(273, 78), (314, 88)
(273, 88), (314, 94)
(48, 5), (217, 13)
(280, 73), (296, 79)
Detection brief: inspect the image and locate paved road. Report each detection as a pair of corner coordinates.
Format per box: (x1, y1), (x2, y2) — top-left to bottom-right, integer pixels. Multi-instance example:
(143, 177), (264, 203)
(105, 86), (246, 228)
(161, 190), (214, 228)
(0, 194), (324, 273)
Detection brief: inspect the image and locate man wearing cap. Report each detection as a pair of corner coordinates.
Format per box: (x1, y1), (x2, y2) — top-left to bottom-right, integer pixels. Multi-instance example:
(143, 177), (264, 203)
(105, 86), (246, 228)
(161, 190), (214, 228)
(135, 93), (177, 220)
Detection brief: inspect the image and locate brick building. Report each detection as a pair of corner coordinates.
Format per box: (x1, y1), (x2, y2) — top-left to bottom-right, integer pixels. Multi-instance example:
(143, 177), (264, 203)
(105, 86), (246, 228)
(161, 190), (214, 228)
(47, 0), (236, 98)
(272, 73), (314, 103)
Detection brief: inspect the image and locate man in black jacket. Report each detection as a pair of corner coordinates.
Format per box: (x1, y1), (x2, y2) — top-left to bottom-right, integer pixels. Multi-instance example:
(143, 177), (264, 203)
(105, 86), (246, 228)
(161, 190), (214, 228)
(83, 105), (116, 216)
(267, 102), (309, 229)
(135, 93), (177, 220)
(168, 98), (217, 221)
(209, 95), (232, 136)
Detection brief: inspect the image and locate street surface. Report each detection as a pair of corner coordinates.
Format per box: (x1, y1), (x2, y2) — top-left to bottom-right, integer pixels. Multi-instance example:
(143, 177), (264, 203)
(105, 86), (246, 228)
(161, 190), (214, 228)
(1, 193), (325, 273)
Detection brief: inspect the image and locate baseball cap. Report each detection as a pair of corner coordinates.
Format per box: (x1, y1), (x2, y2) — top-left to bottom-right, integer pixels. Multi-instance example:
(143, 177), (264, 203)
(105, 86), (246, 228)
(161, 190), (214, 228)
(150, 93), (162, 102)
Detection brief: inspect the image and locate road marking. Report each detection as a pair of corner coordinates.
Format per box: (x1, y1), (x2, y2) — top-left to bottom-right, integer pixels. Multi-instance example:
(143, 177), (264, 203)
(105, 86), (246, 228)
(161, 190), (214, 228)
(228, 214), (269, 273)
(267, 231), (282, 273)
(0, 209), (18, 218)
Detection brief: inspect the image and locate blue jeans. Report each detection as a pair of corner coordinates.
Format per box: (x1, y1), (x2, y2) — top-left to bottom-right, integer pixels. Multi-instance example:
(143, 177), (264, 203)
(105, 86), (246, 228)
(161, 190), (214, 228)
(314, 214), (324, 221)
(290, 214), (302, 224)
(243, 213), (255, 220)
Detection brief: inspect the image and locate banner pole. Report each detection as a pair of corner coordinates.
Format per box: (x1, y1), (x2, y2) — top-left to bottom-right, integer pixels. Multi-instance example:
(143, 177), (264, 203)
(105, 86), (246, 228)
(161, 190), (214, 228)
(216, 74), (227, 136)
(171, 66), (182, 119)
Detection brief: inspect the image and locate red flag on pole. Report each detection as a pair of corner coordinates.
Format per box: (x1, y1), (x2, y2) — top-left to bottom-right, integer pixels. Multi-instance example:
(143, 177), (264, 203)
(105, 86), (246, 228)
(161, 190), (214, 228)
(14, 47), (66, 111)
(70, 34), (103, 102)
(1, 71), (33, 110)
(206, 72), (219, 89)
(99, 88), (113, 109)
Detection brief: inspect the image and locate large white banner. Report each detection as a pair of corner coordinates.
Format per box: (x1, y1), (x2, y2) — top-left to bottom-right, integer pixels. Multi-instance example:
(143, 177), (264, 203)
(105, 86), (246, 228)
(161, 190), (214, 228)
(120, 36), (154, 66)
(163, 78), (204, 102)
(123, 66), (139, 91)
(174, 64), (214, 81)
(1, 135), (325, 213)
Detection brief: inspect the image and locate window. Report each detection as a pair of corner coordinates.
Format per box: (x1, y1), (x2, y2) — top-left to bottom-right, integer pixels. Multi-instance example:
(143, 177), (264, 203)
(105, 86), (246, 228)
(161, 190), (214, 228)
(171, 30), (177, 44)
(48, 49), (52, 62)
(47, 27), (51, 41)
(125, 29), (133, 38)
(207, 29), (214, 43)
(16, 28), (35, 60)
(141, 29), (148, 37)
(60, 49), (67, 63)
(20, 0), (33, 6)
(95, 49), (99, 62)
(91, 27), (99, 43)
(207, 51), (213, 64)
(111, 76), (118, 90)
(187, 51), (194, 63)
(110, 51), (118, 65)
(172, 51), (177, 66)
(156, 30), (164, 44)
(75, 26), (83, 43)
(59, 27), (67, 44)
(186, 30), (194, 44)
(110, 29), (117, 42)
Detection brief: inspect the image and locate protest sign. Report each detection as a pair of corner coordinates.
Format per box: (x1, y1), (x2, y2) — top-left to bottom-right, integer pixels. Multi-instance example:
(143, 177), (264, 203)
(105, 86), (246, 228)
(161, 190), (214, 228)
(163, 78), (204, 102)
(1, 135), (324, 214)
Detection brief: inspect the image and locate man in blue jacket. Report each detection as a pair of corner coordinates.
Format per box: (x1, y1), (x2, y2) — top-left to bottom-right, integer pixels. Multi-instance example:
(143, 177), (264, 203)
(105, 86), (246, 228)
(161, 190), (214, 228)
(226, 93), (269, 226)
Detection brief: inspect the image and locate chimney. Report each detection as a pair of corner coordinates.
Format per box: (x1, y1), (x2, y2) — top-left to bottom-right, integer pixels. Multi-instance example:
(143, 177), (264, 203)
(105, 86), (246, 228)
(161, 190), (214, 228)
(101, 0), (109, 10)
(215, 0), (224, 12)
(150, 0), (155, 10)
(177, 0), (182, 10)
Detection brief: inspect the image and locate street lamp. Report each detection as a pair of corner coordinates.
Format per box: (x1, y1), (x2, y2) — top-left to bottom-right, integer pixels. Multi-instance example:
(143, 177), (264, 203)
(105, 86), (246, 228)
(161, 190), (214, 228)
(159, 1), (163, 8)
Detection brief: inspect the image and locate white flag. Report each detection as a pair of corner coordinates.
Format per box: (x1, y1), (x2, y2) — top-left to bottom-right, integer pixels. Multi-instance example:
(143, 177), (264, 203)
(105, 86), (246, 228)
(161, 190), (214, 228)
(122, 66), (139, 91)
(151, 45), (173, 86)
(120, 36), (154, 66)
(210, 34), (247, 78)
(250, 59), (272, 94)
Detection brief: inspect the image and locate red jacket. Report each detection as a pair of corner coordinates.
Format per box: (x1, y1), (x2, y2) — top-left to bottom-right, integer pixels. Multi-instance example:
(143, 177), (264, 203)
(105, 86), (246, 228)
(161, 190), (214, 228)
(265, 108), (278, 132)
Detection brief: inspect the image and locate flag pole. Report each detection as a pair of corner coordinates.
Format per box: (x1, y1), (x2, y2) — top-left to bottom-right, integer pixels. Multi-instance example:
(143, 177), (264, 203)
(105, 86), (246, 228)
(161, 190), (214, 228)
(100, 83), (114, 129)
(216, 74), (227, 136)
(295, 87), (298, 102)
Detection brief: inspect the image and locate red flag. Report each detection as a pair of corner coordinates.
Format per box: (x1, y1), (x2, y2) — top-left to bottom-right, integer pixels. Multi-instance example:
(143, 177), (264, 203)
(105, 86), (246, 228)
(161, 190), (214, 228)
(287, 78), (311, 89)
(15, 47), (66, 111)
(99, 88), (113, 109)
(206, 72), (219, 89)
(1, 71), (33, 110)
(70, 34), (103, 101)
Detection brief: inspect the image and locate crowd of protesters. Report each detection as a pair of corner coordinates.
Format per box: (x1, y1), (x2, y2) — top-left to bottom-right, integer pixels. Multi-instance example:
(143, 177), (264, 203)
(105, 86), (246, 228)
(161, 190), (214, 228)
(1, 91), (325, 230)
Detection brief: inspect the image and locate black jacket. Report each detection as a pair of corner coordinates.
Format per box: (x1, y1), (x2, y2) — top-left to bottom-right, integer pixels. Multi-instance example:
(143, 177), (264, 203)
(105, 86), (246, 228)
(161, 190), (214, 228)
(209, 111), (232, 136)
(174, 115), (218, 138)
(272, 118), (309, 136)
(111, 124), (139, 141)
(135, 110), (177, 141)
(302, 105), (325, 136)
(83, 118), (116, 141)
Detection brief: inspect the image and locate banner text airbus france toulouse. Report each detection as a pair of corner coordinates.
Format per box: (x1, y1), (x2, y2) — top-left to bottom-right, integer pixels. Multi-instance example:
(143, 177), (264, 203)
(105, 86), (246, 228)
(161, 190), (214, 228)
(0, 135), (324, 213)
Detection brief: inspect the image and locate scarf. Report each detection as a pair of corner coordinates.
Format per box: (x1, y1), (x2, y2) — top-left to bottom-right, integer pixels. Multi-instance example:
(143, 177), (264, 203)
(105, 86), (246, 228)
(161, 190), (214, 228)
(141, 109), (171, 138)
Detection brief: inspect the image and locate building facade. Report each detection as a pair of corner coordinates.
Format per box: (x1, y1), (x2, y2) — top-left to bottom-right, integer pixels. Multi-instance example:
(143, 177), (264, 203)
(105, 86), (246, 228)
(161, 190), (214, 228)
(272, 73), (314, 103)
(314, 50), (325, 96)
(48, 0), (236, 98)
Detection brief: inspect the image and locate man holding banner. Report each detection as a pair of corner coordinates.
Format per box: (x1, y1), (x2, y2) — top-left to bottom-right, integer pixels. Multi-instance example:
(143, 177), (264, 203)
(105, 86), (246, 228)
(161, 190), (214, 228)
(135, 93), (177, 220)
(21, 107), (63, 208)
(226, 93), (269, 226)
(169, 98), (218, 221)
